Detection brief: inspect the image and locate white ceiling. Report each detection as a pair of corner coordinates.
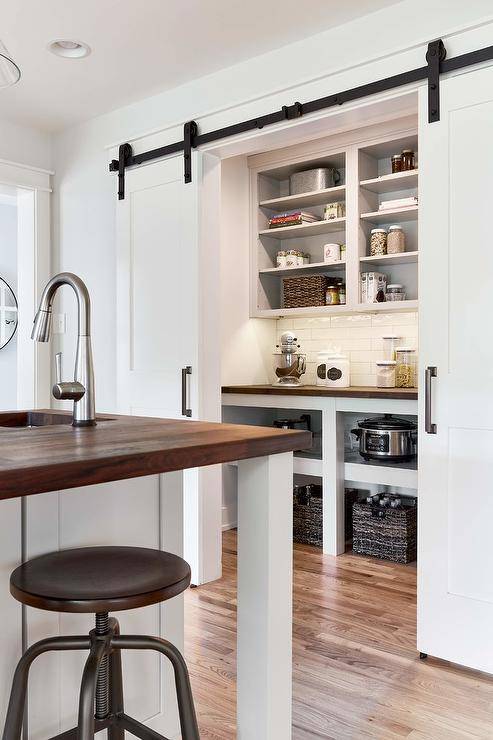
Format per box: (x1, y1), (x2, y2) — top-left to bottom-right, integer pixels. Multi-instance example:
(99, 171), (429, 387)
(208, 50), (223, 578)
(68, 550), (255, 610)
(0, 0), (400, 132)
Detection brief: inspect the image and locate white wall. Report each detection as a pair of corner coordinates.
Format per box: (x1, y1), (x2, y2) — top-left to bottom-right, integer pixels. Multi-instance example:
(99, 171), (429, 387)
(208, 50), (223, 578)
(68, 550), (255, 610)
(0, 118), (52, 172)
(52, 1), (493, 409)
(0, 203), (17, 409)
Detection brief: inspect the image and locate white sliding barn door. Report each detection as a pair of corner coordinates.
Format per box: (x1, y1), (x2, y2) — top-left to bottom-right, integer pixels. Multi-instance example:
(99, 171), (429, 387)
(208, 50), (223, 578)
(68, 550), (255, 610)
(418, 63), (493, 672)
(116, 151), (222, 585)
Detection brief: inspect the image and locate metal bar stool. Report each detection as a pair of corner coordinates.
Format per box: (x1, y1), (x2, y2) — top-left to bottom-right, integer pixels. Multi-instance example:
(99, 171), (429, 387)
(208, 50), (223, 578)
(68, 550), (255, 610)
(2, 546), (200, 740)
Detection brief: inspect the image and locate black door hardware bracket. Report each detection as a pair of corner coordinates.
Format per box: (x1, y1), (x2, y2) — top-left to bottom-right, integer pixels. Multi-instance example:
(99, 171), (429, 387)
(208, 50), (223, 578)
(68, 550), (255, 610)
(109, 38), (493, 199)
(184, 121), (198, 184)
(426, 39), (446, 123)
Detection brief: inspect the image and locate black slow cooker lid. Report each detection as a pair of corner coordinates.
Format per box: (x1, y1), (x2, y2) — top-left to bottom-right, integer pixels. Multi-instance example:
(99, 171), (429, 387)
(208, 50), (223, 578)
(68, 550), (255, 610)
(357, 414), (417, 431)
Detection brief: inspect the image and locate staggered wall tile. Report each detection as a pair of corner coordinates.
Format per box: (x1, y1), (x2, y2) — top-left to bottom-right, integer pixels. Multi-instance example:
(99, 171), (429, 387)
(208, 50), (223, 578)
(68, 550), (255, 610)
(276, 312), (418, 387)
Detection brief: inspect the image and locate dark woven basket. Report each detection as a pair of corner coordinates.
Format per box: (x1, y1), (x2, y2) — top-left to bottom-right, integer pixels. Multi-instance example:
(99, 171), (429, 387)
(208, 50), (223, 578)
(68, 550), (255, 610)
(352, 496), (417, 564)
(293, 484), (322, 547)
(283, 275), (328, 309)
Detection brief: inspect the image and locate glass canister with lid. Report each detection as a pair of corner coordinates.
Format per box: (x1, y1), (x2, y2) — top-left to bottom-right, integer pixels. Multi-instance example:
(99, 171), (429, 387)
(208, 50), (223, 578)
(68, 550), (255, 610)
(370, 228), (387, 256)
(387, 225), (405, 254)
(395, 348), (417, 388)
(376, 360), (396, 388)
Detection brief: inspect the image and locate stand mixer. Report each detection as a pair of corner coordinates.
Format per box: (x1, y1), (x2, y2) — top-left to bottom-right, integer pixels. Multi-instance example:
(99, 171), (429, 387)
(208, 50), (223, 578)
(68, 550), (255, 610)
(272, 331), (307, 387)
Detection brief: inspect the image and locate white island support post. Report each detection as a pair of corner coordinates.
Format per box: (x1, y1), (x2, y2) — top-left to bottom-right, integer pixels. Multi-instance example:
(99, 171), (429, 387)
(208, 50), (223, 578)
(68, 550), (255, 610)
(237, 452), (294, 740)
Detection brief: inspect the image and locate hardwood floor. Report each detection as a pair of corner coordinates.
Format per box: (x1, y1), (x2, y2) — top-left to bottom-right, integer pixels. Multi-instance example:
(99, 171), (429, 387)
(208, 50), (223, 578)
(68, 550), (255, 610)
(185, 530), (493, 739)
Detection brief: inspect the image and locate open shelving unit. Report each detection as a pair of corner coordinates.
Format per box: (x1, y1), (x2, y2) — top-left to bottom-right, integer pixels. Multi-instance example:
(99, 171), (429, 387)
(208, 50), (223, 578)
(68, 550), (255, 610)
(249, 122), (419, 317)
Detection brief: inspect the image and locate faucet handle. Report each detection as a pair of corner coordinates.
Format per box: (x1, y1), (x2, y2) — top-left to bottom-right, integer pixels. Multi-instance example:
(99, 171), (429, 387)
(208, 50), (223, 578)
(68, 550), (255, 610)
(55, 352), (62, 384)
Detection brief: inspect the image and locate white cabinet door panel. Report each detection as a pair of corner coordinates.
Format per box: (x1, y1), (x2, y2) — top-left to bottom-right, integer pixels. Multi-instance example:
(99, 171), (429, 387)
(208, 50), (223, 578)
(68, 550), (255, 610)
(419, 63), (493, 673)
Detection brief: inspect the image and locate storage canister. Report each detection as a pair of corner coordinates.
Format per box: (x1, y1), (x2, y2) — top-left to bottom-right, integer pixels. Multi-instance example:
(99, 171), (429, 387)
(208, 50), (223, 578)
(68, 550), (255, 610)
(391, 154), (403, 173)
(376, 360), (396, 388)
(285, 249), (298, 267)
(382, 335), (402, 361)
(316, 351), (350, 387)
(325, 282), (340, 305)
(289, 167), (340, 195)
(387, 225), (405, 254)
(395, 348), (417, 388)
(401, 149), (416, 171)
(385, 284), (406, 301)
(323, 243), (341, 263)
(370, 228), (387, 256)
(276, 251), (287, 268)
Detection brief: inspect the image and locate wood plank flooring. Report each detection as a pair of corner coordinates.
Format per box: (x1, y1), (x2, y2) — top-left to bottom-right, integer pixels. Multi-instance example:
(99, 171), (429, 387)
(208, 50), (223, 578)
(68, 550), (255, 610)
(185, 530), (493, 739)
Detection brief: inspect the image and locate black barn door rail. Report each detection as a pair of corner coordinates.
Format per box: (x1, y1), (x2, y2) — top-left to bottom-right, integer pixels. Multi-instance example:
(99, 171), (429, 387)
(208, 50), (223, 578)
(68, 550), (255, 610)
(109, 39), (493, 198)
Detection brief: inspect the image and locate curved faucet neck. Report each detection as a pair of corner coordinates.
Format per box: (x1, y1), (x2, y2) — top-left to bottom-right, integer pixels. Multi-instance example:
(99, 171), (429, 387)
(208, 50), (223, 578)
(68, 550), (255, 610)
(39, 272), (91, 337)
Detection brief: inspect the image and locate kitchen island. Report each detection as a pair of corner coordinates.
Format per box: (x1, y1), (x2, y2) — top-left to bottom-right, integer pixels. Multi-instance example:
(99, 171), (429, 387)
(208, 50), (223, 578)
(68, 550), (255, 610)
(0, 410), (310, 740)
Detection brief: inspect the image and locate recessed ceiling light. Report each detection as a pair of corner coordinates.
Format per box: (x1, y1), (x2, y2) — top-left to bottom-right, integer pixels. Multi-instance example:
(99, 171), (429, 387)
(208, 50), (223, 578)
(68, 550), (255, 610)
(48, 39), (91, 59)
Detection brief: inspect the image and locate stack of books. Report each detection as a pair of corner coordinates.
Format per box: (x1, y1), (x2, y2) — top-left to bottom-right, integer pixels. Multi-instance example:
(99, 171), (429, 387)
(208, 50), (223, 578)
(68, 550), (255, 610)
(379, 196), (418, 211)
(268, 211), (319, 229)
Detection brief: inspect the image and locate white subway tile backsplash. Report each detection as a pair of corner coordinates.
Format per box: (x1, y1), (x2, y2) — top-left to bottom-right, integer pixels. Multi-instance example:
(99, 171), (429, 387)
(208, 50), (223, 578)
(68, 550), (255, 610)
(275, 310), (418, 388)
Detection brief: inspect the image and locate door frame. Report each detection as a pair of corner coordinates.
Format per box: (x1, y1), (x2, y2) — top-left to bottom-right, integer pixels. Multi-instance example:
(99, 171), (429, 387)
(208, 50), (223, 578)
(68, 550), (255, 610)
(0, 159), (53, 410)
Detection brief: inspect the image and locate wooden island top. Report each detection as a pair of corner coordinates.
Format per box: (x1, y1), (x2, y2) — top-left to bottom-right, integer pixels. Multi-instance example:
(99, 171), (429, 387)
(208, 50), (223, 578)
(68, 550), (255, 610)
(0, 410), (311, 501)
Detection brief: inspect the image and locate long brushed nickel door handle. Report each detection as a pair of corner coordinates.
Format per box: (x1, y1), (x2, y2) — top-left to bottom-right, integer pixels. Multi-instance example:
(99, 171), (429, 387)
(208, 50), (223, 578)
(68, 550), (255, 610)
(181, 366), (192, 418)
(425, 366), (437, 434)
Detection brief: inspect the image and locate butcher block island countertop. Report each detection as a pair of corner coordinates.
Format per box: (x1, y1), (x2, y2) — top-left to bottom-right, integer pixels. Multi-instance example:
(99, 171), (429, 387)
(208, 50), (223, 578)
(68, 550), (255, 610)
(222, 384), (418, 400)
(0, 409), (311, 500)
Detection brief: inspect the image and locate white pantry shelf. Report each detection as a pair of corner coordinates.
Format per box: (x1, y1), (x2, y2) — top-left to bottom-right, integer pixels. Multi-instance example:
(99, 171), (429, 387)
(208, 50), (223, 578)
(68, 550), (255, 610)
(360, 206), (418, 224)
(259, 217), (345, 240)
(354, 300), (418, 314)
(259, 185), (346, 211)
(360, 251), (418, 267)
(344, 450), (418, 489)
(360, 170), (418, 194)
(259, 260), (346, 277)
(226, 457), (323, 477)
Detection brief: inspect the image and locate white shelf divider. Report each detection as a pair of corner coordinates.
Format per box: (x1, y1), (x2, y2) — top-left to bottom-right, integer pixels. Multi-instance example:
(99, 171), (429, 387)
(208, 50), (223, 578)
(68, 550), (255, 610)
(344, 450), (417, 489)
(259, 260), (346, 277)
(360, 206), (418, 224)
(360, 170), (418, 194)
(260, 185), (346, 211)
(259, 217), (345, 240)
(360, 251), (418, 267)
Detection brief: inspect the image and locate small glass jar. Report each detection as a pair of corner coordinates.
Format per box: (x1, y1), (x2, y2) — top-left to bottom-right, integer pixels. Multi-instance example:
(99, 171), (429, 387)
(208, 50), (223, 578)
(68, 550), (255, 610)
(385, 284), (406, 301)
(325, 283), (340, 305)
(340, 244), (346, 260)
(338, 282), (346, 304)
(276, 250), (287, 268)
(391, 154), (403, 173)
(387, 225), (405, 254)
(401, 149), (416, 171)
(376, 360), (396, 388)
(370, 228), (387, 256)
(303, 253), (310, 265)
(285, 249), (298, 268)
(382, 335), (402, 361)
(395, 348), (417, 388)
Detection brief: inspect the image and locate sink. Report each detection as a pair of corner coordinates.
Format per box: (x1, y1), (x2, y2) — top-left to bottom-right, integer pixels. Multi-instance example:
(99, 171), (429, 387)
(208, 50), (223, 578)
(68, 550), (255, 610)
(0, 411), (75, 428)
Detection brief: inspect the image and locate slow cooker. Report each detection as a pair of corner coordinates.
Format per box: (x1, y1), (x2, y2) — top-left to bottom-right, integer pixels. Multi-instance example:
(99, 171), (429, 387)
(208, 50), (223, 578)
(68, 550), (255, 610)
(351, 414), (417, 462)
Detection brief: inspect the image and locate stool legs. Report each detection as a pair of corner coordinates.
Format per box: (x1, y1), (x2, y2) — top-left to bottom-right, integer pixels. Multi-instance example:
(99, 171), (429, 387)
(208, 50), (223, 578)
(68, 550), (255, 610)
(2, 636), (90, 740)
(112, 635), (200, 740)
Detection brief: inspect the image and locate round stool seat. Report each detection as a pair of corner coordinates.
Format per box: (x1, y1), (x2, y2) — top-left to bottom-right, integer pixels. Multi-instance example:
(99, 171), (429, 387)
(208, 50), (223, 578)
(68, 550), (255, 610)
(10, 546), (191, 613)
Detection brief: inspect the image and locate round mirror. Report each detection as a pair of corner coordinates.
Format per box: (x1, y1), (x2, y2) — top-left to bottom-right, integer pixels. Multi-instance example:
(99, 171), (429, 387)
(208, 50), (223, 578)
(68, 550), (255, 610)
(0, 277), (17, 349)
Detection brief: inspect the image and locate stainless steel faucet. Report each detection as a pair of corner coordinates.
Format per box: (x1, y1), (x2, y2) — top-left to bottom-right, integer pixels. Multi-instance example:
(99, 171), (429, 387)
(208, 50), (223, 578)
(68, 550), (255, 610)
(32, 272), (96, 426)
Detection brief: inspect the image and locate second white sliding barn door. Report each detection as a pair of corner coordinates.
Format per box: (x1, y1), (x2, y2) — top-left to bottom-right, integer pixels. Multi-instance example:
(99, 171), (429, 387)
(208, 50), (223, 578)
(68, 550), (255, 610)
(418, 63), (493, 673)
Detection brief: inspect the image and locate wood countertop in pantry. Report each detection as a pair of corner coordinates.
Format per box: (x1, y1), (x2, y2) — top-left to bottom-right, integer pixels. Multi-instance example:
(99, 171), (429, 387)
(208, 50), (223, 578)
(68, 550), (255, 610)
(0, 410), (311, 501)
(222, 385), (418, 400)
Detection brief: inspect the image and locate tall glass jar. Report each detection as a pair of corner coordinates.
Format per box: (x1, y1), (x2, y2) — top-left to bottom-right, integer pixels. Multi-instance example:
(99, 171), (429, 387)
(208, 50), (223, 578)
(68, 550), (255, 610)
(395, 348), (417, 388)
(387, 225), (405, 254)
(370, 228), (387, 256)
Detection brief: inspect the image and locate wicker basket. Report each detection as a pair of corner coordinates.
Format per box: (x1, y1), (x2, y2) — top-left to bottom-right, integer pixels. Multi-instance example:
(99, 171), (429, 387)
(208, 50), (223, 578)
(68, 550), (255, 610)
(352, 495), (417, 564)
(293, 484), (322, 547)
(283, 275), (327, 309)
